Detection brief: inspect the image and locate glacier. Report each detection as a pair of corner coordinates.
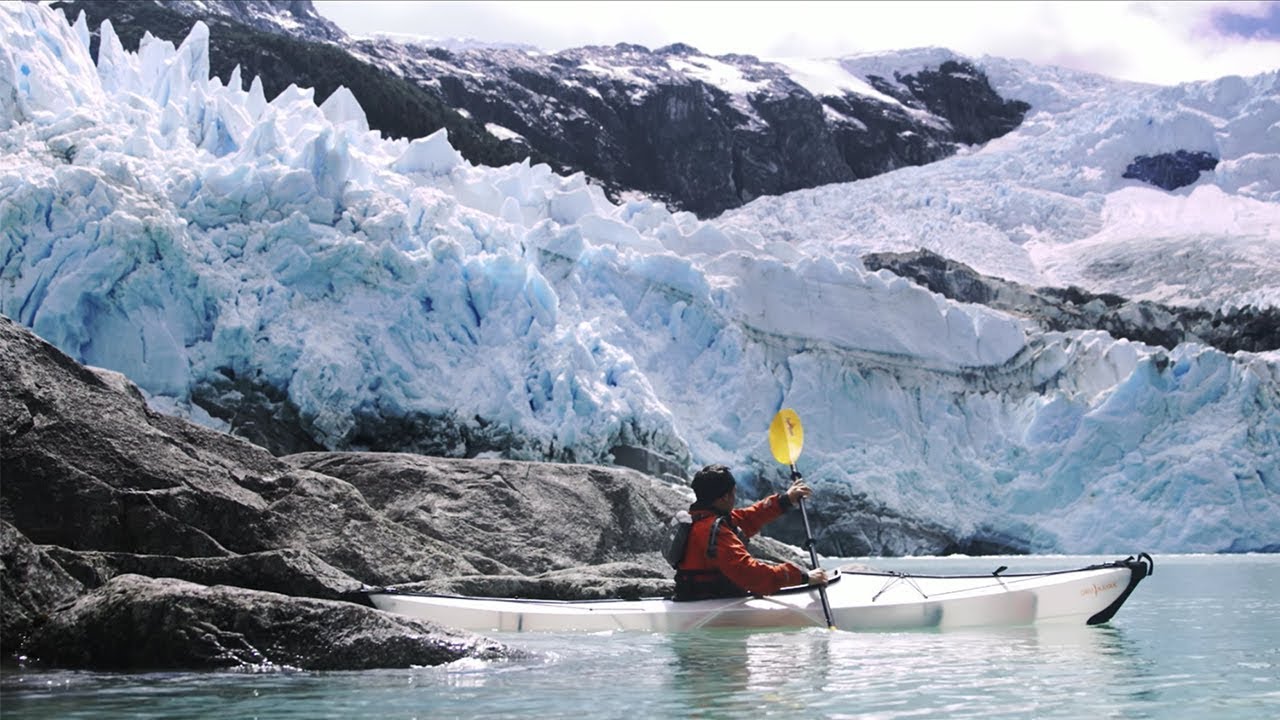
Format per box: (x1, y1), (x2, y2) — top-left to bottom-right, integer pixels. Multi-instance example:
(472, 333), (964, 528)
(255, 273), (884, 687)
(1, 3), (1276, 554)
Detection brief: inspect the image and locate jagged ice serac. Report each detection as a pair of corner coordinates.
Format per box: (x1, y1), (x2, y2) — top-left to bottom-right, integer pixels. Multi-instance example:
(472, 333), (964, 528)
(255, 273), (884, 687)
(1, 3), (1277, 554)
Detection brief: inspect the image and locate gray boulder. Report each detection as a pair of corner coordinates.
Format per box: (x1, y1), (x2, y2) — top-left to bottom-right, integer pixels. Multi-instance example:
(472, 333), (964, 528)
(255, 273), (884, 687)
(286, 452), (686, 577)
(1, 520), (84, 650)
(20, 574), (515, 670)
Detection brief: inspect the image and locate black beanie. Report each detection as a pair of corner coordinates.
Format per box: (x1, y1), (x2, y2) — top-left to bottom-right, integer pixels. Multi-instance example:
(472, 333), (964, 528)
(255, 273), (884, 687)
(691, 464), (735, 504)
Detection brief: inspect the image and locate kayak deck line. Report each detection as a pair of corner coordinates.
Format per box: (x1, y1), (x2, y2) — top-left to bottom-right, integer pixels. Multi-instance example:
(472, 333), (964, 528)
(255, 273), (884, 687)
(367, 554), (1154, 633)
(366, 567), (845, 606)
(868, 554), (1155, 603)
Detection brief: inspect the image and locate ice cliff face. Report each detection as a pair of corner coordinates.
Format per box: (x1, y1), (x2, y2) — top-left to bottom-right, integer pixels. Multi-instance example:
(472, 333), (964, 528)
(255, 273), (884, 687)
(1, 3), (1277, 554)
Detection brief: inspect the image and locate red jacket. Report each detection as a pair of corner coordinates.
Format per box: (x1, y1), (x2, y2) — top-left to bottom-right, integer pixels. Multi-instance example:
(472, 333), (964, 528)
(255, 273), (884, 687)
(677, 494), (806, 597)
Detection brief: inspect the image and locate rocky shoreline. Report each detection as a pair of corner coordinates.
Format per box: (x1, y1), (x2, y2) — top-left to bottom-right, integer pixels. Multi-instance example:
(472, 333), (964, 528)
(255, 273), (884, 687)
(0, 315), (804, 670)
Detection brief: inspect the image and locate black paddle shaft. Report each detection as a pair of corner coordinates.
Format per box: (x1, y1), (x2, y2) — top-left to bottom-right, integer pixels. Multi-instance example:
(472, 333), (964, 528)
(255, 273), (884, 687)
(791, 466), (835, 629)
(798, 497), (823, 568)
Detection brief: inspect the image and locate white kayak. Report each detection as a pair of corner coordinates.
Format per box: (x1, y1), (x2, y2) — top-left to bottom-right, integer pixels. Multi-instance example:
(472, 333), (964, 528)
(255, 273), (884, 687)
(368, 554), (1152, 633)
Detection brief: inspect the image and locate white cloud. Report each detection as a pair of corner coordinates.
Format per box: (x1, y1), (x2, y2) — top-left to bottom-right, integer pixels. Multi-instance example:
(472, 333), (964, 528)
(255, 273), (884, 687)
(314, 0), (1280, 84)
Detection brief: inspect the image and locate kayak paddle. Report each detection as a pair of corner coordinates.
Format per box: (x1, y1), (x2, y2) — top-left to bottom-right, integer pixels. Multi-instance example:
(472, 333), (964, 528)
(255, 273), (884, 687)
(768, 408), (836, 630)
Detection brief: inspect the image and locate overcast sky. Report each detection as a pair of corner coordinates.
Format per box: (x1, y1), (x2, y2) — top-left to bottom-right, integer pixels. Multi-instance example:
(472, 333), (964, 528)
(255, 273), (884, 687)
(312, 0), (1280, 85)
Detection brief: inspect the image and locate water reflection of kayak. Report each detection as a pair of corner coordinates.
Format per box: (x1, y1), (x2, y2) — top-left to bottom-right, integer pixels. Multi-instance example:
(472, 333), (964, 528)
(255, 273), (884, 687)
(367, 553), (1153, 633)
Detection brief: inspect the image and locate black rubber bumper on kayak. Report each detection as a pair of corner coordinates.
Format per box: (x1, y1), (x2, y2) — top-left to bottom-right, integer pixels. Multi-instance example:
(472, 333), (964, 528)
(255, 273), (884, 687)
(1087, 552), (1154, 625)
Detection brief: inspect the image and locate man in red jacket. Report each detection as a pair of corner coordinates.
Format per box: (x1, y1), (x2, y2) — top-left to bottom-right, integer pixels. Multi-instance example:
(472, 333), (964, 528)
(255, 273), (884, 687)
(674, 464), (830, 601)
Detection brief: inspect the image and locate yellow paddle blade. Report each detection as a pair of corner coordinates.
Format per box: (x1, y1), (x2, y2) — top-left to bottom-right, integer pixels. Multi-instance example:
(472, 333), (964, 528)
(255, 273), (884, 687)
(768, 408), (804, 465)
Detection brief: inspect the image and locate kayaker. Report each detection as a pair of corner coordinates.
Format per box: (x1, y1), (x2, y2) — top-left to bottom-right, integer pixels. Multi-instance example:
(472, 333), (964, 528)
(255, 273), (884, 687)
(673, 464), (830, 601)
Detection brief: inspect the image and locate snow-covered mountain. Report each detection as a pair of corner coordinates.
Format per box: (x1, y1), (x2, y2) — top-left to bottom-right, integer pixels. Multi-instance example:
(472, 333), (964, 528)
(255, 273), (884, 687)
(147, 0), (347, 43)
(1, 3), (1277, 555)
(57, 0), (1032, 218)
(347, 39), (1031, 217)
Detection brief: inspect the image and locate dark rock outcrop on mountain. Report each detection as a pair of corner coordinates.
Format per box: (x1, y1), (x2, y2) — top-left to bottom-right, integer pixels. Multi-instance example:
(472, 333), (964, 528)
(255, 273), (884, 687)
(1122, 150), (1219, 191)
(2, 312), (1016, 666)
(863, 249), (1280, 353)
(828, 60), (1030, 178)
(873, 61), (1030, 145)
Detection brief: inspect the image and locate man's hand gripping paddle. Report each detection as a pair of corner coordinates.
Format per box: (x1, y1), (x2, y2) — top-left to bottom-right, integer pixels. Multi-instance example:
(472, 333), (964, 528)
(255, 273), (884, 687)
(768, 408), (836, 630)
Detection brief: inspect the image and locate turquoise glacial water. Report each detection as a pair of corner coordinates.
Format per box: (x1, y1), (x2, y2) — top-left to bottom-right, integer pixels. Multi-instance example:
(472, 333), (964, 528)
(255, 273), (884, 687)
(3, 554), (1277, 719)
